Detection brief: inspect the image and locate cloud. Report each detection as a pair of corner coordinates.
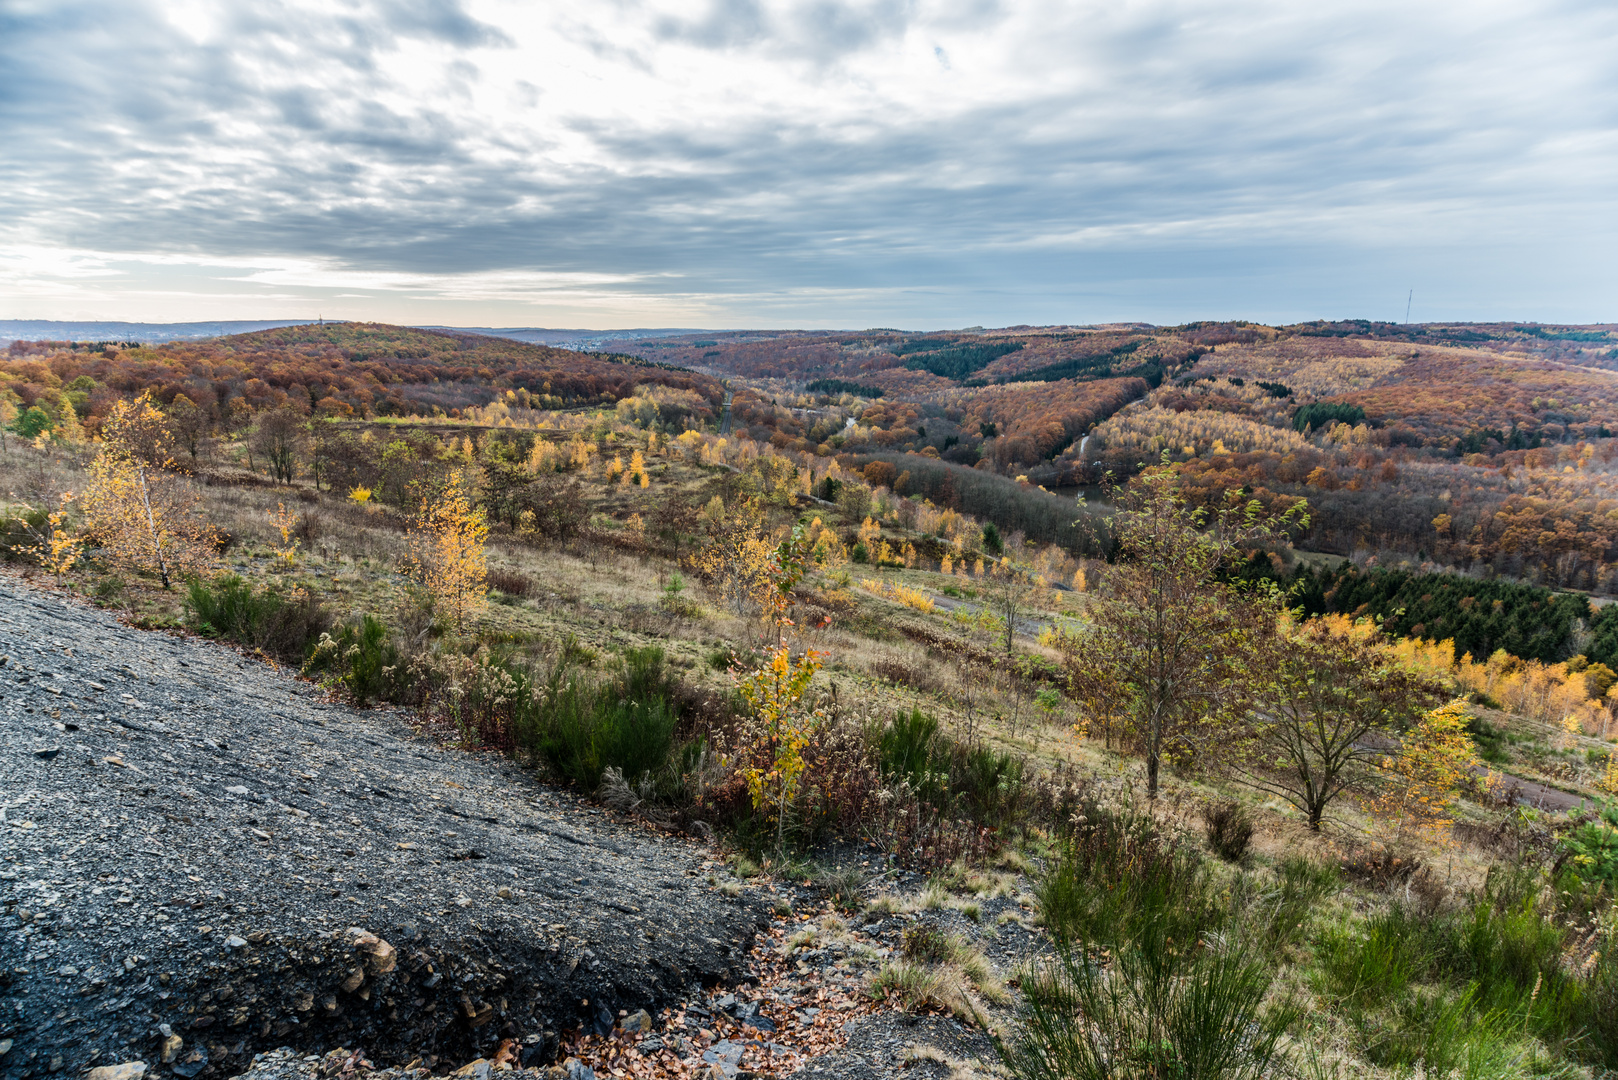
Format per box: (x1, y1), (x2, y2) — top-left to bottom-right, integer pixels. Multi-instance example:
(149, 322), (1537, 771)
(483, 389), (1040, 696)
(0, 0), (1615, 326)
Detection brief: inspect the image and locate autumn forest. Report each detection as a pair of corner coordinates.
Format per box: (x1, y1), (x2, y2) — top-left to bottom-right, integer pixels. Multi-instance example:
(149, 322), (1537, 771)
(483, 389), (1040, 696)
(7, 317), (1618, 1078)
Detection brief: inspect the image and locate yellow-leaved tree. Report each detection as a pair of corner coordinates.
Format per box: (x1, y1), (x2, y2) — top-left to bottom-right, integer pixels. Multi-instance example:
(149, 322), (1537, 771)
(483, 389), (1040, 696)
(410, 466), (489, 632)
(0, 394), (17, 455)
(81, 392), (218, 589)
(736, 644), (825, 849)
(25, 492), (84, 576)
(728, 522), (829, 849)
(1376, 697), (1481, 840)
(690, 498), (778, 620)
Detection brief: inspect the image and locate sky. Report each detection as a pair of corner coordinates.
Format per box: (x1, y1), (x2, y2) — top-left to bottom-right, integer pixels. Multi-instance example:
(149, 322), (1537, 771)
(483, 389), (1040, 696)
(1, 0), (1615, 329)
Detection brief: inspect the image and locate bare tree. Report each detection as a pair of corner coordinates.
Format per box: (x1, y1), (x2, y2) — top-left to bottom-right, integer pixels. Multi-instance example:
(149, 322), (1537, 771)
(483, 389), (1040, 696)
(250, 408), (307, 483)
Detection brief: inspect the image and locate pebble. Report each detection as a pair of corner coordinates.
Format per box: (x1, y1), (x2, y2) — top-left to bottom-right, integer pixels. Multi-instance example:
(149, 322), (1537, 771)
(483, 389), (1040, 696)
(620, 1008), (654, 1033)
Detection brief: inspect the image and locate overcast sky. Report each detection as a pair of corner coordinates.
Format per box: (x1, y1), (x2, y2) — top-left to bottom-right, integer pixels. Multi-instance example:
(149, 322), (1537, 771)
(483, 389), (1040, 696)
(2, 0), (1615, 329)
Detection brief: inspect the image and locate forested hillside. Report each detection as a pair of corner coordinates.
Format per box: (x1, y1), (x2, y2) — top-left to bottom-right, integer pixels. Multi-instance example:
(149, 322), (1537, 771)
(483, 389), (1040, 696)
(2, 323), (722, 436)
(6, 320), (1618, 1079)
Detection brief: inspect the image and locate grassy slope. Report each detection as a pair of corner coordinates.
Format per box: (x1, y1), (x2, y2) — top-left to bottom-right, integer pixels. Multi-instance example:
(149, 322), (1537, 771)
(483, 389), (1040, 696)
(4, 415), (1616, 1079)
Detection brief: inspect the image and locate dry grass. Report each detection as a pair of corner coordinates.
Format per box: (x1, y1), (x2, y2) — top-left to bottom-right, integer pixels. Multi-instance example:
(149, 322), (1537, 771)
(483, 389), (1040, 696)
(0, 424), (1571, 913)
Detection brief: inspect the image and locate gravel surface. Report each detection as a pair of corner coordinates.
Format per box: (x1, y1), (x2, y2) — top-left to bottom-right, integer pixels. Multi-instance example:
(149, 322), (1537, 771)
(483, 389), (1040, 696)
(0, 579), (768, 1079)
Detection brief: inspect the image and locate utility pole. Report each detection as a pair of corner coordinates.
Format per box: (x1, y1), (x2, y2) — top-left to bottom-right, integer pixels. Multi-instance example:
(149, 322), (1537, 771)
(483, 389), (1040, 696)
(1404, 291), (1412, 325)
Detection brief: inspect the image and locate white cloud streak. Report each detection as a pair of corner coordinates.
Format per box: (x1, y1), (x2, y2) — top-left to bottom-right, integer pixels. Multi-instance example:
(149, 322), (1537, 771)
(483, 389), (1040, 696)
(1, 0), (1614, 325)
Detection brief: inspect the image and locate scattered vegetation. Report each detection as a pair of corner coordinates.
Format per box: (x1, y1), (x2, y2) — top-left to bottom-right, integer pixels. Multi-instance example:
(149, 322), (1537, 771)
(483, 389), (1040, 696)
(8, 318), (1618, 1078)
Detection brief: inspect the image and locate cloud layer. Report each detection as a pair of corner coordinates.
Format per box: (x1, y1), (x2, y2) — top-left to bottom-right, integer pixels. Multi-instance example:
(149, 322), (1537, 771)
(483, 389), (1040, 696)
(2, 0), (1615, 326)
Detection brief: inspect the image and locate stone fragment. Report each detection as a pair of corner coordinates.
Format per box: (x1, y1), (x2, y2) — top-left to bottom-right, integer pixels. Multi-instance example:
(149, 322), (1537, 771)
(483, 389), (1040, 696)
(224, 935), (248, 949)
(620, 1009), (653, 1033)
(85, 1064), (148, 1080)
(560, 1059), (595, 1080)
(160, 1035), (184, 1063)
(341, 967), (365, 993)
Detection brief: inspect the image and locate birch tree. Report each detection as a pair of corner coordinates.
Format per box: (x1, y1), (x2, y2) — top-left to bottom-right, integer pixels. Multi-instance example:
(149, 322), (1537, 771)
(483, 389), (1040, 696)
(81, 392), (218, 589)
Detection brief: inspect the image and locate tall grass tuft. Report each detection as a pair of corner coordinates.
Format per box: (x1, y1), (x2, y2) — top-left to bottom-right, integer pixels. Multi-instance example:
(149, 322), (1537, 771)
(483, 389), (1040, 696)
(1037, 795), (1215, 948)
(1008, 933), (1295, 1080)
(523, 646), (682, 792)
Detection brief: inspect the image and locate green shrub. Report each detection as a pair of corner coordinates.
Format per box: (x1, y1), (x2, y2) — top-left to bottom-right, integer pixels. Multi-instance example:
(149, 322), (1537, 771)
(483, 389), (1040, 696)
(1038, 797), (1215, 949)
(0, 505), (48, 563)
(524, 647), (680, 791)
(1008, 933), (1295, 1080)
(876, 709), (1030, 833)
(1204, 800), (1254, 863)
(878, 709), (947, 804)
(186, 575), (332, 663)
(1362, 987), (1516, 1075)
(303, 615), (399, 706)
(1313, 911), (1419, 1018)
(1466, 716), (1510, 764)
(1561, 801), (1618, 888)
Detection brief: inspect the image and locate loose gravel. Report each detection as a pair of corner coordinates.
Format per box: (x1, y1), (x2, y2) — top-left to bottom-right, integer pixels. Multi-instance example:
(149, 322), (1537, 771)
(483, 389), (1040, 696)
(0, 579), (768, 1080)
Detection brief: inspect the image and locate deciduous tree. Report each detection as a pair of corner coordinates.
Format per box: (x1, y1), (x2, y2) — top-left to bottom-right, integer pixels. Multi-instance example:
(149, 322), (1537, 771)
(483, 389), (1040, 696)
(1375, 697), (1480, 839)
(81, 392), (218, 589)
(1059, 461), (1305, 797)
(410, 467), (489, 632)
(251, 407), (307, 483)
(1237, 619), (1437, 831)
(691, 499), (778, 621)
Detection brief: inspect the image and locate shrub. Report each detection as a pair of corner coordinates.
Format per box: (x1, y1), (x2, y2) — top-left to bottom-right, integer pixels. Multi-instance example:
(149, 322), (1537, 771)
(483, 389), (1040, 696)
(1466, 715), (1510, 764)
(901, 923), (958, 964)
(487, 568), (533, 597)
(303, 615), (399, 706)
(0, 505), (49, 563)
(1039, 795), (1215, 948)
(1008, 933), (1295, 1080)
(1313, 911), (1419, 1019)
(525, 647), (681, 791)
(1204, 800), (1254, 863)
(1561, 801), (1618, 888)
(185, 574), (332, 663)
